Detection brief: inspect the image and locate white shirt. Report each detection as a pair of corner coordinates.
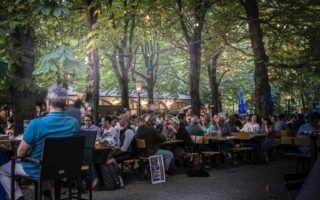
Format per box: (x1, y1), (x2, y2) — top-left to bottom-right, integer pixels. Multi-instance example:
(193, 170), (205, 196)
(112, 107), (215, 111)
(240, 122), (260, 134)
(102, 127), (119, 146)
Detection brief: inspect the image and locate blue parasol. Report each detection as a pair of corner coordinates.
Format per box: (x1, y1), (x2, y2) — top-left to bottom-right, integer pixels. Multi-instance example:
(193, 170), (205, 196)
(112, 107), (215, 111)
(238, 90), (247, 114)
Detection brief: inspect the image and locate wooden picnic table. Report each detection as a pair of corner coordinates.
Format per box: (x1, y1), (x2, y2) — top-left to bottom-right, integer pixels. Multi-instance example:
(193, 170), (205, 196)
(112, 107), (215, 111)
(94, 144), (115, 151)
(161, 139), (184, 145)
(205, 136), (235, 141)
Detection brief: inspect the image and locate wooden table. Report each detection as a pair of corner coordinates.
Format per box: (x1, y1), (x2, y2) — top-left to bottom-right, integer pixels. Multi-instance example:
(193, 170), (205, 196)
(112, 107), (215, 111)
(161, 140), (184, 145)
(94, 144), (115, 151)
(205, 136), (235, 141)
(0, 138), (21, 150)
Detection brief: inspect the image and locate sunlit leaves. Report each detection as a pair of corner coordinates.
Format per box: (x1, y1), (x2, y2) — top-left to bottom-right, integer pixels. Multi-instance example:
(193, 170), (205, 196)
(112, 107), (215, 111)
(34, 45), (89, 85)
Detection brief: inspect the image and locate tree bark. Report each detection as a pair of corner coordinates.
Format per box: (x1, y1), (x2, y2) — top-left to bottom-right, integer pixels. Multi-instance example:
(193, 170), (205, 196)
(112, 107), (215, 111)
(177, 0), (212, 116)
(243, 0), (269, 117)
(84, 0), (100, 124)
(10, 25), (36, 134)
(132, 39), (159, 105)
(208, 52), (221, 115)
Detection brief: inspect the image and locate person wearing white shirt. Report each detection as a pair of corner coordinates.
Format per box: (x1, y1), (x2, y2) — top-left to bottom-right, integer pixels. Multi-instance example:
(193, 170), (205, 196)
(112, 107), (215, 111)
(240, 114), (260, 134)
(101, 116), (119, 146)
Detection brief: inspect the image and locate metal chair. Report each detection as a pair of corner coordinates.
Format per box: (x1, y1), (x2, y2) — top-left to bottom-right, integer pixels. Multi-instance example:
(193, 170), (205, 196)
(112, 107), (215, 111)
(11, 136), (85, 200)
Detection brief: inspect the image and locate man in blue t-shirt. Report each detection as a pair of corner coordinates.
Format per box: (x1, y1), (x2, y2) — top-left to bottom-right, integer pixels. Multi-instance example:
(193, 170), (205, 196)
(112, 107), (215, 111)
(0, 85), (80, 200)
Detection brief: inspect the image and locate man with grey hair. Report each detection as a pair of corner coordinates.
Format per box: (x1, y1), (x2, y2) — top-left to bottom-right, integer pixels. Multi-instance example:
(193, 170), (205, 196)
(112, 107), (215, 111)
(0, 85), (80, 200)
(185, 116), (204, 136)
(213, 113), (231, 137)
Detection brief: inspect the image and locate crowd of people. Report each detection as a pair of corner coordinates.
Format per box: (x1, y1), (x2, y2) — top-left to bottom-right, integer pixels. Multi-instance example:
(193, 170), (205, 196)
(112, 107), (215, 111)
(0, 84), (320, 199)
(71, 103), (320, 187)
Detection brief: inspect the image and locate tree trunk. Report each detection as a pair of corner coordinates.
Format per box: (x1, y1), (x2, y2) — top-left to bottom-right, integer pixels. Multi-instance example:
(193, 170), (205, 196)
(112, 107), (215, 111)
(10, 25), (36, 134)
(243, 0), (269, 117)
(208, 52), (221, 115)
(84, 0), (100, 124)
(300, 84), (306, 112)
(177, 0), (212, 116)
(189, 39), (202, 116)
(147, 77), (154, 104)
(109, 0), (137, 110)
(120, 68), (130, 109)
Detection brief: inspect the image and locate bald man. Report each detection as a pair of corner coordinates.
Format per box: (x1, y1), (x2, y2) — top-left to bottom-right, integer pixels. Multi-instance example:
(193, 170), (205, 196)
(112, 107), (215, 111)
(106, 113), (136, 164)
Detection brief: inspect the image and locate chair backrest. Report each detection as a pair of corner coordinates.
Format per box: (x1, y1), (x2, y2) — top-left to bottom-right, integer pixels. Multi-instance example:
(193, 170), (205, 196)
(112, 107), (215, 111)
(202, 137), (210, 145)
(274, 131), (281, 138)
(39, 136), (85, 181)
(78, 130), (97, 165)
(135, 139), (146, 149)
(281, 137), (294, 145)
(293, 137), (310, 146)
(190, 135), (204, 144)
(281, 130), (296, 137)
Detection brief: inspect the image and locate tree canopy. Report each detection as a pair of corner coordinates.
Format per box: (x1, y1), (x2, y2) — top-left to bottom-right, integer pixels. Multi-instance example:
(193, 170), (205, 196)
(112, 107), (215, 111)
(0, 0), (319, 118)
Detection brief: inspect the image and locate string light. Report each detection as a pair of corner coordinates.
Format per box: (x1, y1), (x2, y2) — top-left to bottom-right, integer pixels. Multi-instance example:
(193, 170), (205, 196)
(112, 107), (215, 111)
(225, 33), (229, 36)
(145, 15), (150, 20)
(236, 24), (240, 28)
(283, 25), (287, 29)
(276, 24), (281, 28)
(194, 22), (199, 27)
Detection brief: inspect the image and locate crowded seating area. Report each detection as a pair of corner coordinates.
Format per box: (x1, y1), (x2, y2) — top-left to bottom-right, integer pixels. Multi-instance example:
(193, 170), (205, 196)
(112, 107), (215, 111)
(0, 85), (319, 199)
(1, 1), (320, 199)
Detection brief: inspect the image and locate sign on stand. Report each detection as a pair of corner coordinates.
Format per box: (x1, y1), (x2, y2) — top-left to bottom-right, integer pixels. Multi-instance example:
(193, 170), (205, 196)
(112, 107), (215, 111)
(149, 155), (166, 184)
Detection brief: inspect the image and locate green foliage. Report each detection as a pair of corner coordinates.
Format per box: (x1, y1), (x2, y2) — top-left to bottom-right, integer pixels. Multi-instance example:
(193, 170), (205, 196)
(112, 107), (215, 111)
(34, 45), (88, 86)
(0, 0), (319, 114)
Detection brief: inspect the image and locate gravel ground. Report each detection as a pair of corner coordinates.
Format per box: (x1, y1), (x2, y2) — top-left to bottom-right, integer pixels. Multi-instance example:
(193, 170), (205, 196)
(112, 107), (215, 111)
(20, 156), (300, 200)
(92, 157), (299, 200)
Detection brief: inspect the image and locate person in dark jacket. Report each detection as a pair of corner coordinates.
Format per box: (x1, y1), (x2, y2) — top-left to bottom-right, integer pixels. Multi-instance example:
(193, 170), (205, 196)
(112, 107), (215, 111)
(169, 117), (193, 154)
(65, 99), (83, 125)
(292, 114), (305, 131)
(136, 113), (173, 171)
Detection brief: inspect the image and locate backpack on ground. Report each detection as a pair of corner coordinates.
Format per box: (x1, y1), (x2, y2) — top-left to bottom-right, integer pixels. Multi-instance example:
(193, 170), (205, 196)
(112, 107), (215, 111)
(100, 163), (122, 190)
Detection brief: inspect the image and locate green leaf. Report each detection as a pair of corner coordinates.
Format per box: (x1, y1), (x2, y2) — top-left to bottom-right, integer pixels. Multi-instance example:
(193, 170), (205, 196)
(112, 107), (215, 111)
(49, 63), (57, 71)
(32, 67), (43, 75)
(61, 7), (70, 15)
(8, 6), (14, 13)
(76, 62), (88, 72)
(33, 6), (42, 15)
(28, 0), (36, 3)
(41, 7), (51, 16)
(53, 7), (62, 17)
(9, 21), (19, 31)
